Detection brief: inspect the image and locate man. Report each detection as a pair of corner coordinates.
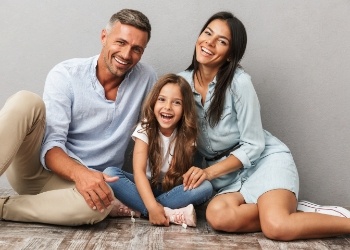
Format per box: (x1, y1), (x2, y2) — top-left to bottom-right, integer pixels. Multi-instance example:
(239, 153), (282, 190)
(0, 9), (157, 225)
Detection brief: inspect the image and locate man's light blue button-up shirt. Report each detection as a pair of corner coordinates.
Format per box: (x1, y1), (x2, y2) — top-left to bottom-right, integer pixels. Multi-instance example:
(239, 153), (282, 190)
(40, 55), (157, 171)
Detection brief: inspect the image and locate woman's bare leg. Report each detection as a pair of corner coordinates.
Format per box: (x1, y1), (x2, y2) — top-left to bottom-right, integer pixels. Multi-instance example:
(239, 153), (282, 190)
(258, 189), (350, 241)
(206, 192), (261, 232)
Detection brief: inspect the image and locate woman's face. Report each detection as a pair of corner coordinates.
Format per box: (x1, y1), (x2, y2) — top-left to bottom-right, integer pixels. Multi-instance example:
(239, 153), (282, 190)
(195, 19), (231, 70)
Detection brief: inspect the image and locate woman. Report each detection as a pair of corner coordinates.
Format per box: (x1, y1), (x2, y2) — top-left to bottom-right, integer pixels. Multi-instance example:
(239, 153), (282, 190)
(179, 11), (350, 240)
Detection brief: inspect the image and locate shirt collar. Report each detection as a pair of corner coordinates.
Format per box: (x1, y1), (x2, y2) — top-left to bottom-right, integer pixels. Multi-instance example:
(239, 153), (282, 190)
(189, 70), (217, 93)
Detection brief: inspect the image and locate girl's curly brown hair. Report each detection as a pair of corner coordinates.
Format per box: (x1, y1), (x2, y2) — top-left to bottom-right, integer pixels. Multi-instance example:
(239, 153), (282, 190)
(139, 73), (197, 191)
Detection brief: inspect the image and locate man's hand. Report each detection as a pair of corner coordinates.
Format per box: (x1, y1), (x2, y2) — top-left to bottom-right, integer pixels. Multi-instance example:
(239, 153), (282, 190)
(45, 147), (118, 212)
(73, 168), (118, 212)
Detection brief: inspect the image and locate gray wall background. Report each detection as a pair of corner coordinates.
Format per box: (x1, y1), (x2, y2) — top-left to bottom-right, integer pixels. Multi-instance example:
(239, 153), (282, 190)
(1, 1), (349, 206)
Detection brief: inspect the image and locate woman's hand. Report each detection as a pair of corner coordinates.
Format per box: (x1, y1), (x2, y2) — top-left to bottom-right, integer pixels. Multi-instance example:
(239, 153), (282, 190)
(183, 166), (208, 191)
(148, 203), (170, 226)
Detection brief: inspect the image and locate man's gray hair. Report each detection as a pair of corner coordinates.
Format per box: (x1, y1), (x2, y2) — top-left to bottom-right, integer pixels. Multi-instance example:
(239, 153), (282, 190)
(106, 9), (151, 42)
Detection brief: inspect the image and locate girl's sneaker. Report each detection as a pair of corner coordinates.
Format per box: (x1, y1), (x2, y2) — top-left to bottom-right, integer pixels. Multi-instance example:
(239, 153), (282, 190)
(164, 204), (197, 228)
(297, 200), (350, 218)
(109, 199), (141, 222)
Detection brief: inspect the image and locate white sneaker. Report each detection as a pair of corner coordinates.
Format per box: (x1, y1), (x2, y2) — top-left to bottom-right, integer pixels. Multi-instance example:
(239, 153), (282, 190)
(164, 204), (197, 228)
(297, 200), (350, 218)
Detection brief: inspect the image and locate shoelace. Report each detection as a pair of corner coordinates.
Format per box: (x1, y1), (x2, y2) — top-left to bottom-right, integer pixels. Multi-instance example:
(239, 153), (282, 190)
(170, 212), (187, 228)
(131, 211), (136, 223)
(115, 208), (137, 223)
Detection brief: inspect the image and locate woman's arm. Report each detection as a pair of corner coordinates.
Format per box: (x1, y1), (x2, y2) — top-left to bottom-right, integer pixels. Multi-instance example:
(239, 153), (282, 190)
(205, 155), (243, 180)
(184, 72), (261, 189)
(133, 138), (170, 226)
(183, 155), (243, 190)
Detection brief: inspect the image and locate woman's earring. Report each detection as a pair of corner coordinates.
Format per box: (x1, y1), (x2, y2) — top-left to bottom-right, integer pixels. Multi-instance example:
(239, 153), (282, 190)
(227, 58), (231, 62)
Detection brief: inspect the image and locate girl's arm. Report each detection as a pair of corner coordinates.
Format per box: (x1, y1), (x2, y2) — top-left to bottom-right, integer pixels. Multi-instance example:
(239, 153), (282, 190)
(133, 138), (170, 226)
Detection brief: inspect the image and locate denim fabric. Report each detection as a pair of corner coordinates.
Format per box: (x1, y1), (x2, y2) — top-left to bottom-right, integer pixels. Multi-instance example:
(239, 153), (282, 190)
(178, 69), (298, 202)
(178, 69), (290, 169)
(104, 167), (213, 217)
(40, 55), (157, 171)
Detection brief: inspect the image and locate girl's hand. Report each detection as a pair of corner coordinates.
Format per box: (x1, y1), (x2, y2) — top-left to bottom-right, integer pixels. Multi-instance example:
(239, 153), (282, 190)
(183, 166), (208, 191)
(148, 203), (170, 226)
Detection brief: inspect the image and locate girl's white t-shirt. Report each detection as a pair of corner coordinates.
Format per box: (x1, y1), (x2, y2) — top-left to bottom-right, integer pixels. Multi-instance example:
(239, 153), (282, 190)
(132, 122), (176, 180)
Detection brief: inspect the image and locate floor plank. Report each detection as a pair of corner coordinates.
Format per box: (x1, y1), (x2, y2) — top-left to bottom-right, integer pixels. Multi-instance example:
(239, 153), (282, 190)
(1, 185), (350, 250)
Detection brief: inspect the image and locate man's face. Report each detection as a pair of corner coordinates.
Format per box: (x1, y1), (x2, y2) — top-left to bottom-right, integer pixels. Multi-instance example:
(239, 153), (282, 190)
(101, 22), (148, 78)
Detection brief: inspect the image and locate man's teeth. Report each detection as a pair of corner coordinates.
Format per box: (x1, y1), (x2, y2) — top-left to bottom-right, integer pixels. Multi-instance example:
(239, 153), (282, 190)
(114, 57), (127, 65)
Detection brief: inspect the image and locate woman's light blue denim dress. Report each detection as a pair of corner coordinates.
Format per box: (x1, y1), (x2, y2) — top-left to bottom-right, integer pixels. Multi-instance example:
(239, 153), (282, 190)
(178, 69), (299, 204)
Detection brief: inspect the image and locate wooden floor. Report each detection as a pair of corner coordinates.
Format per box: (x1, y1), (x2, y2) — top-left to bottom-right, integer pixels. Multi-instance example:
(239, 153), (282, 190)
(1, 179), (350, 250)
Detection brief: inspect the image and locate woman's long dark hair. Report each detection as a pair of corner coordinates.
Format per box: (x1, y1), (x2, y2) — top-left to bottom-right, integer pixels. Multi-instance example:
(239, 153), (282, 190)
(187, 11), (247, 127)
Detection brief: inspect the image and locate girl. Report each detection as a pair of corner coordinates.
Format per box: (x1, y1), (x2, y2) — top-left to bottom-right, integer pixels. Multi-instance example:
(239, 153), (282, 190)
(104, 74), (213, 227)
(179, 11), (350, 240)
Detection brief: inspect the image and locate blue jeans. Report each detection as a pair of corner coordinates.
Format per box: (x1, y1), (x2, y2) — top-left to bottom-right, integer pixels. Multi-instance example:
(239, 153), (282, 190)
(103, 167), (213, 217)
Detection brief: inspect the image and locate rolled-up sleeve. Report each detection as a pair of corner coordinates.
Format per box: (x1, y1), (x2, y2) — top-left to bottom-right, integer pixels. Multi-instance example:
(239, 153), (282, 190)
(40, 65), (80, 169)
(231, 73), (265, 168)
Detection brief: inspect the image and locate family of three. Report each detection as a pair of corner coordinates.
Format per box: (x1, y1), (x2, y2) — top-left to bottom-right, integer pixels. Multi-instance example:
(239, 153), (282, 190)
(1, 8), (349, 241)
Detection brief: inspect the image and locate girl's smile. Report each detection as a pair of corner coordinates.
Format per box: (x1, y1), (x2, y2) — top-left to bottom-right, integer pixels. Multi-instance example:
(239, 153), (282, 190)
(154, 83), (183, 137)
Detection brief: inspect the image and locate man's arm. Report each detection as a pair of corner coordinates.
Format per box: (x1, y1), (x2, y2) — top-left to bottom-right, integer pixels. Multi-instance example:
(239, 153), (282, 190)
(41, 61), (117, 211)
(45, 147), (118, 212)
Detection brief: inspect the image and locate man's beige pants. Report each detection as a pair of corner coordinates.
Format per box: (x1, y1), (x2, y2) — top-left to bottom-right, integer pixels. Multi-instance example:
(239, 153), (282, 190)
(0, 91), (110, 225)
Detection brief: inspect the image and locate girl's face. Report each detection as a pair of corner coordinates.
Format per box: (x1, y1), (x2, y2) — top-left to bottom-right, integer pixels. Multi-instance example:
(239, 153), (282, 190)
(154, 83), (184, 137)
(195, 19), (231, 71)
